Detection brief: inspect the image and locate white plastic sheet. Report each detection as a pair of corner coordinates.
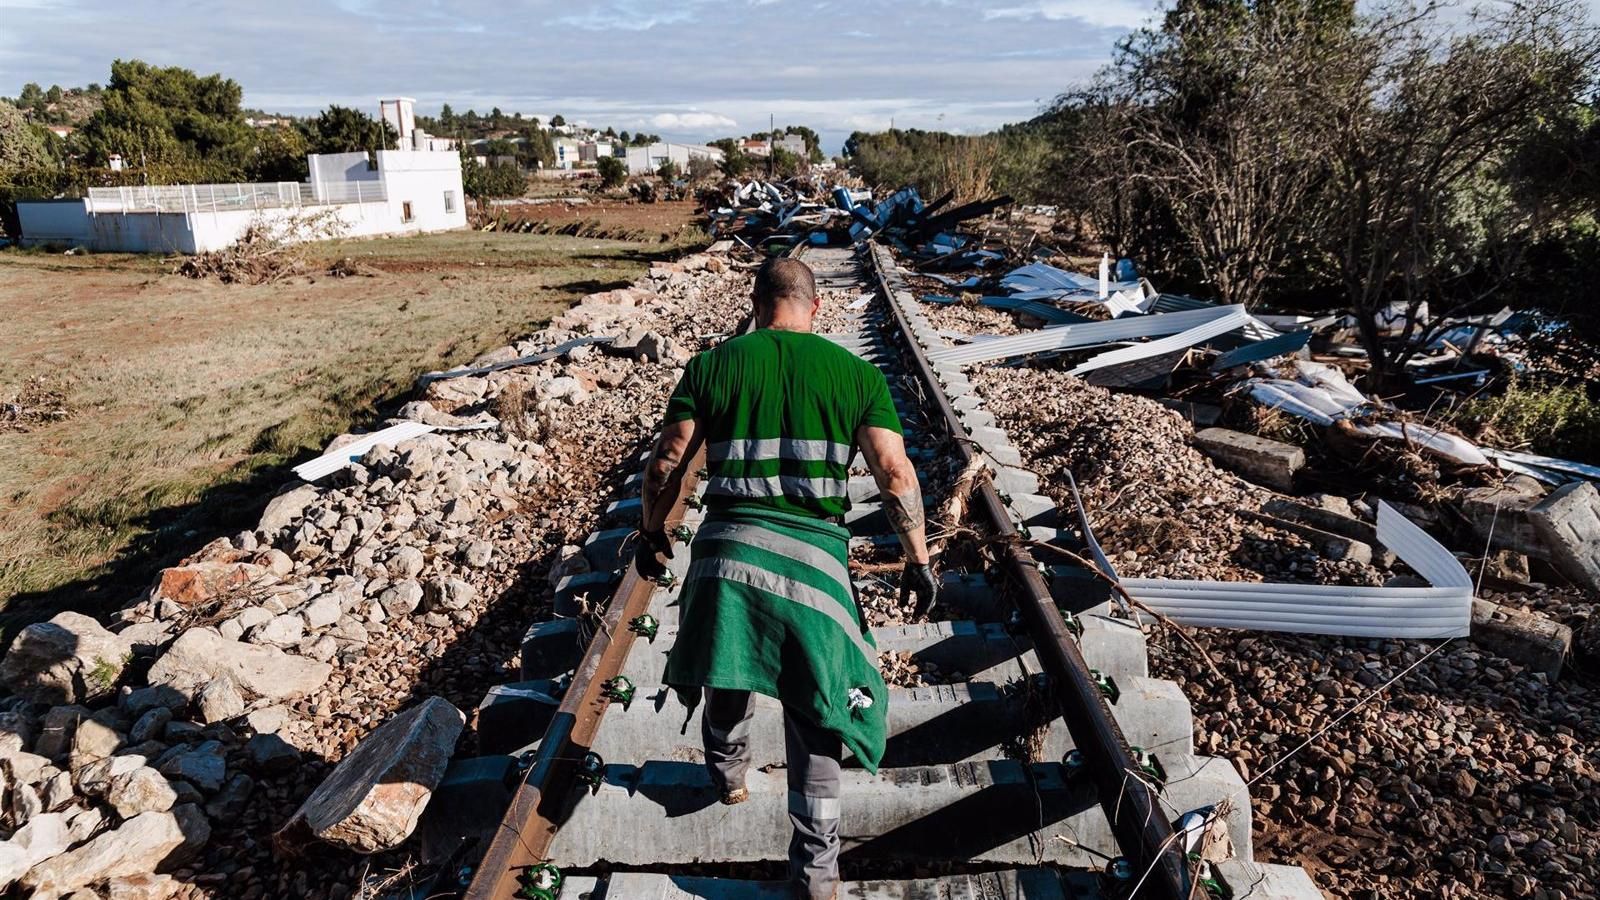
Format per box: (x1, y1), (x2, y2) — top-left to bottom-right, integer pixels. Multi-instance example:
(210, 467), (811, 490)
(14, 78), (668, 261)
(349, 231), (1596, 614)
(294, 422), (437, 482)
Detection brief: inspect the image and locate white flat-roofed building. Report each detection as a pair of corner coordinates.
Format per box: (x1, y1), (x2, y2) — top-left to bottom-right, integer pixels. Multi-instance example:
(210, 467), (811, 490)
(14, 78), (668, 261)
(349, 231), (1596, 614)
(624, 142), (724, 175)
(18, 143), (466, 254)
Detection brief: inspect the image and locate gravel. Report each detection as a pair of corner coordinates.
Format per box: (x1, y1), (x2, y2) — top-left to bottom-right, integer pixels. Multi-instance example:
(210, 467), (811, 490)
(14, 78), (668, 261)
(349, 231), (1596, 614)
(974, 364), (1600, 899)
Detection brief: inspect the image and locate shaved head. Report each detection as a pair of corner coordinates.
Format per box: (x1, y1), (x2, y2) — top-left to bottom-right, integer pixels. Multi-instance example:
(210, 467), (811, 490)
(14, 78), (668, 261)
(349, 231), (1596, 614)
(754, 257), (817, 315)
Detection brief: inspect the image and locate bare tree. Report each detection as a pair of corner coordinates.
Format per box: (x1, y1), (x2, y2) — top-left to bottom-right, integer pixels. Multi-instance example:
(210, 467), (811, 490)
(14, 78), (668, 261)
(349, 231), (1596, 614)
(1060, 0), (1350, 308)
(1317, 0), (1599, 385)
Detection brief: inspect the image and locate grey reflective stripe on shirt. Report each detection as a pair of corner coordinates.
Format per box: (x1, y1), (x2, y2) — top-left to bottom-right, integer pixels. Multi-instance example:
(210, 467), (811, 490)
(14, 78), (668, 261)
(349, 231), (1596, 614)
(707, 438), (855, 466)
(693, 520), (853, 595)
(687, 557), (876, 667)
(706, 474), (850, 501)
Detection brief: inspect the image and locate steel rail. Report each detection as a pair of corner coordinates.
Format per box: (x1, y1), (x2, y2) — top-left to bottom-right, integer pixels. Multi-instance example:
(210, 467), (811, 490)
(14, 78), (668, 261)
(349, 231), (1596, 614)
(863, 243), (1191, 899)
(462, 247), (784, 899)
(460, 448), (709, 900)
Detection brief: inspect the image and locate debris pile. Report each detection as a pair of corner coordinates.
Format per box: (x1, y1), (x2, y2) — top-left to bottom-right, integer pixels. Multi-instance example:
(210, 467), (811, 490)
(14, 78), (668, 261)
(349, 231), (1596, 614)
(974, 364), (1600, 899)
(1, 375), (72, 433)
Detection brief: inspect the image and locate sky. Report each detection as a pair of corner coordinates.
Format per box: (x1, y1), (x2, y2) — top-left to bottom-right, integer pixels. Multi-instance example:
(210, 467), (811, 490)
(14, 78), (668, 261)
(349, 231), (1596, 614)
(0, 0), (1164, 154)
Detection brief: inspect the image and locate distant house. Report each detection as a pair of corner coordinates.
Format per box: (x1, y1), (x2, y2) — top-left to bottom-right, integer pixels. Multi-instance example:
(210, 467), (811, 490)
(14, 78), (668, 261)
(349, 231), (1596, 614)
(17, 97), (467, 254)
(45, 125), (74, 139)
(740, 134), (806, 159)
(553, 137), (583, 169)
(625, 142), (724, 175)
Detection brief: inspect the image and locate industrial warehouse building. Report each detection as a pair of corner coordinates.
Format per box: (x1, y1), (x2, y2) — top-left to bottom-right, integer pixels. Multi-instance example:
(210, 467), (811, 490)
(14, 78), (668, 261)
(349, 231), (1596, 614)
(16, 98), (466, 254)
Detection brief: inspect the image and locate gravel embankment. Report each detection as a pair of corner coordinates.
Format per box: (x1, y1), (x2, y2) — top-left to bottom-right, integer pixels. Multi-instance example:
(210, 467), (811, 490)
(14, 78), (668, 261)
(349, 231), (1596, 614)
(977, 367), (1600, 900)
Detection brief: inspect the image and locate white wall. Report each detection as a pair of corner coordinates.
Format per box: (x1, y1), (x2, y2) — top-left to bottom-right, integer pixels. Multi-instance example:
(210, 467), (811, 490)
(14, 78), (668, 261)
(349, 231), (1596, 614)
(624, 143), (724, 175)
(374, 149), (468, 233)
(16, 201), (93, 247)
(308, 152), (381, 199)
(19, 202), (200, 253)
(22, 148), (466, 254)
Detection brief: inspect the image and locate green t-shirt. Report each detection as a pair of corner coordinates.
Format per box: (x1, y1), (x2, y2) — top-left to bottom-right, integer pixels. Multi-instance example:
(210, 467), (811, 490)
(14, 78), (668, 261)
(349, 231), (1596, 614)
(664, 328), (902, 519)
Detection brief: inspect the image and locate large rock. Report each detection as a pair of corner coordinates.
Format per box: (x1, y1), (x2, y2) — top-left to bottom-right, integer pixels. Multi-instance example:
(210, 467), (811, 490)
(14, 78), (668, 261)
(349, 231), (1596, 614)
(146, 629), (330, 702)
(0, 811), (69, 891)
(0, 613), (131, 705)
(247, 613), (305, 648)
(257, 484), (320, 535)
(150, 560), (268, 606)
(424, 375), (489, 409)
(1459, 482), (1546, 558)
(157, 744), (226, 793)
(75, 753), (150, 796)
(1192, 428), (1305, 493)
(276, 696), (464, 853)
(1528, 482), (1600, 594)
(196, 676), (245, 723)
(33, 706), (90, 761)
(106, 767), (177, 818)
(22, 805), (210, 898)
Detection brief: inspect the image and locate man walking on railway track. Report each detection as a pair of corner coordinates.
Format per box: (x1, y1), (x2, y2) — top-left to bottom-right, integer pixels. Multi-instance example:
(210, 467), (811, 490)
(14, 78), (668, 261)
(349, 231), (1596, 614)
(638, 256), (937, 900)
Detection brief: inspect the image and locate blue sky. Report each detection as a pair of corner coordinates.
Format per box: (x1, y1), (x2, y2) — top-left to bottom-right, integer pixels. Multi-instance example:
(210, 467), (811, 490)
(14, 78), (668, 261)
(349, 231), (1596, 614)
(0, 0), (1161, 154)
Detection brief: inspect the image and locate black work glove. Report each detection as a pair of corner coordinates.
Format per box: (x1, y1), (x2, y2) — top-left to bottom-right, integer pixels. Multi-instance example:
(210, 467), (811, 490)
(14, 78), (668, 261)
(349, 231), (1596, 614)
(900, 561), (938, 618)
(635, 529), (674, 581)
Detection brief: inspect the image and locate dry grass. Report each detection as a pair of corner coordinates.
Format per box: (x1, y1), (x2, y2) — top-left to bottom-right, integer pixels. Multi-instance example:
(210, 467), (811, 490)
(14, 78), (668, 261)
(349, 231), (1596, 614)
(0, 224), (703, 631)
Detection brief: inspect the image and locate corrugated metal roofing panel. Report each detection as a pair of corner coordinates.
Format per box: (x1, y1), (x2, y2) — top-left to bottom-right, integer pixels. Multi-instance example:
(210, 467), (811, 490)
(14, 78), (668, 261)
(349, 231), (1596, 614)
(926, 305), (1248, 366)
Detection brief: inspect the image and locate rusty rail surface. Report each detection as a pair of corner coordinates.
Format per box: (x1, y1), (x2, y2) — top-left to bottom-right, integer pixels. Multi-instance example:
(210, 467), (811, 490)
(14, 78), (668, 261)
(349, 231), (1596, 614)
(461, 445), (708, 899)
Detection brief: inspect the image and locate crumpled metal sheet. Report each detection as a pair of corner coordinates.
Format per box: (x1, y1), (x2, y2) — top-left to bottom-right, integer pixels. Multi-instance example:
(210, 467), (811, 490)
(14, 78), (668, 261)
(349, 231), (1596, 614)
(926, 304), (1251, 366)
(1244, 361), (1489, 467)
(1119, 502), (1473, 639)
(1069, 307), (1254, 377)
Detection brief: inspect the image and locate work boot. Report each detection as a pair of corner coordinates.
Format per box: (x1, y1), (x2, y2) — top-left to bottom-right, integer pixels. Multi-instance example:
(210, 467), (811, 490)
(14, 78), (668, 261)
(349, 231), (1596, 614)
(720, 786), (749, 805)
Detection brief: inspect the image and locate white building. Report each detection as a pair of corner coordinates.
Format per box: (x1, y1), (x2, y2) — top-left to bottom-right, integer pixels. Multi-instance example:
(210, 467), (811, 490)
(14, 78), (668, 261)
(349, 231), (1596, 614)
(17, 99), (467, 254)
(624, 142), (724, 175)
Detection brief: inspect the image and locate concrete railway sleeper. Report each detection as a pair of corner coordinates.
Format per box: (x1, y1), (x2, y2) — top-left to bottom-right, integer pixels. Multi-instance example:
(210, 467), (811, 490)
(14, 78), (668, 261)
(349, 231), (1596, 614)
(445, 245), (1323, 900)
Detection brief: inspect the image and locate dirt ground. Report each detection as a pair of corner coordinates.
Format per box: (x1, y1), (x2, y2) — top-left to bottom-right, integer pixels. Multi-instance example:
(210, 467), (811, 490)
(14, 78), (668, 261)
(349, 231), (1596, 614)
(0, 219), (701, 633)
(482, 198), (702, 240)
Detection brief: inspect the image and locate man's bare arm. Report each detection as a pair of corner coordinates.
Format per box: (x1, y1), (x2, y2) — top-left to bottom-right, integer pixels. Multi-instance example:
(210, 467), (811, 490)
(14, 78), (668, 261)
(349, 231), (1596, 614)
(855, 425), (930, 564)
(641, 418), (701, 534)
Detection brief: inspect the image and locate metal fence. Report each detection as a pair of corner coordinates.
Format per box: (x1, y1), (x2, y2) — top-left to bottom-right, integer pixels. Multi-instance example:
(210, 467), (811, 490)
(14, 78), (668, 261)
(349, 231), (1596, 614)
(85, 180), (387, 215)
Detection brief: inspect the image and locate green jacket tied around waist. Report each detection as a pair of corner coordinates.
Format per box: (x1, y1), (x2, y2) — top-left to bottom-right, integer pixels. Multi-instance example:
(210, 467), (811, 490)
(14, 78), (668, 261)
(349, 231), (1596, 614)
(663, 504), (888, 772)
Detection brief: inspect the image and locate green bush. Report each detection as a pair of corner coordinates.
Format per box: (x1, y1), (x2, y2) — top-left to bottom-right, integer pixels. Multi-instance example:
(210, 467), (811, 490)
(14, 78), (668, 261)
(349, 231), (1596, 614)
(596, 155), (626, 188)
(1453, 377), (1600, 465)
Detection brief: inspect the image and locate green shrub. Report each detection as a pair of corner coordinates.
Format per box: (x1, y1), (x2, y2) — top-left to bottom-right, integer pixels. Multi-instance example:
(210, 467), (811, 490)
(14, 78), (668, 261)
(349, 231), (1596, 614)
(1453, 377), (1600, 465)
(596, 156), (626, 188)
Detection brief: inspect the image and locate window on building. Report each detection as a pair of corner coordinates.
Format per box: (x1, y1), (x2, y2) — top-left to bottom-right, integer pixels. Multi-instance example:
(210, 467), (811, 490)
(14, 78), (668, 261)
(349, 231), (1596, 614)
(443, 191), (456, 214)
(402, 201), (414, 223)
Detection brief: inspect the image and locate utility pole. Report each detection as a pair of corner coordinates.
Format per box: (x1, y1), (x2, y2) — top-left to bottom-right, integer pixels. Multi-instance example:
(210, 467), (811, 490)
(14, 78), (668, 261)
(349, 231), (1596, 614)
(768, 113), (775, 180)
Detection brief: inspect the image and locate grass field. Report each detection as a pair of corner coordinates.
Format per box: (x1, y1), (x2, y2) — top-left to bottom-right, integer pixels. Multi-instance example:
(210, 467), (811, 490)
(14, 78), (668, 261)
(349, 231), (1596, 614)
(0, 222), (702, 634)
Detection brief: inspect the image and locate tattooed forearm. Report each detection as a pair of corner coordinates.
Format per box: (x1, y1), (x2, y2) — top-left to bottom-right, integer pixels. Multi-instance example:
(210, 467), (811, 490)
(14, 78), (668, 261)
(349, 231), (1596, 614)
(643, 450), (681, 495)
(884, 484), (925, 534)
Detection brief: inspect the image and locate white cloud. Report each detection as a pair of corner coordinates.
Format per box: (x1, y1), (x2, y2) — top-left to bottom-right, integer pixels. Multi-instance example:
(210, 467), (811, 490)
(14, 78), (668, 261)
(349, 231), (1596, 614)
(555, 2), (700, 31)
(985, 0), (1155, 31)
(649, 111), (738, 130)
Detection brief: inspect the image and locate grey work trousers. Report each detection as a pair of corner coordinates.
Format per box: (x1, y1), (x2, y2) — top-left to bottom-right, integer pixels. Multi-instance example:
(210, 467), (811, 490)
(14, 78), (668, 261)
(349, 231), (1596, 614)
(702, 687), (841, 900)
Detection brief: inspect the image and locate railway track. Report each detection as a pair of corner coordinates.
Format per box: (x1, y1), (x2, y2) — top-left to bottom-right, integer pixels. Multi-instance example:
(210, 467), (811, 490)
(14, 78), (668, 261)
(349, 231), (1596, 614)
(448, 243), (1323, 900)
